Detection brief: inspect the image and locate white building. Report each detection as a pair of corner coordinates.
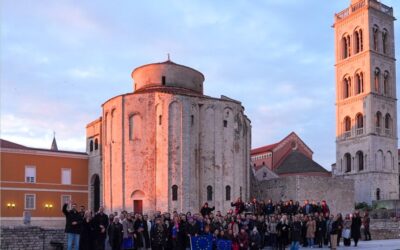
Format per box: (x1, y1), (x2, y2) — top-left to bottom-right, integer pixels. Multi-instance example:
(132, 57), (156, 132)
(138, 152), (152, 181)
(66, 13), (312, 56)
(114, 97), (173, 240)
(86, 60), (251, 214)
(333, 0), (399, 203)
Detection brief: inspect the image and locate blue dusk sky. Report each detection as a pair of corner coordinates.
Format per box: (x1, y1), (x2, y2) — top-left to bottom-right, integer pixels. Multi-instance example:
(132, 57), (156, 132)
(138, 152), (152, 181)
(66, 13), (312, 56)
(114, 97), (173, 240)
(1, 0), (399, 170)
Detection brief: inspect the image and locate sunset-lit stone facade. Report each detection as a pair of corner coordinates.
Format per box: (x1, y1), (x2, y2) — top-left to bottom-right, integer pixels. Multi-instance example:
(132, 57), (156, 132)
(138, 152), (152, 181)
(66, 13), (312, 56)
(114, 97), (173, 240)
(333, 0), (399, 203)
(87, 60), (251, 214)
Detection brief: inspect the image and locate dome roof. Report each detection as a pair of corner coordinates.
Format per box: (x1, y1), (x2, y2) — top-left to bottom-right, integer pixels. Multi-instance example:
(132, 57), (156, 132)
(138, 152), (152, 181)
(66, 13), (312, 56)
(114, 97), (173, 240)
(131, 60), (205, 94)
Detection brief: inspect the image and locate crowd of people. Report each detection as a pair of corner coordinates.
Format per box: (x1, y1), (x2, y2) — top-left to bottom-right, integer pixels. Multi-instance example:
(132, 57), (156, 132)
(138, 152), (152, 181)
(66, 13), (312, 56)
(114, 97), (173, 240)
(62, 198), (372, 250)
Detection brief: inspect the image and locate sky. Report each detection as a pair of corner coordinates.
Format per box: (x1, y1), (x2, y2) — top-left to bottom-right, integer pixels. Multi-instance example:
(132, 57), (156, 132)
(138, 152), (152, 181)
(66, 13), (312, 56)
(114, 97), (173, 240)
(1, 0), (399, 170)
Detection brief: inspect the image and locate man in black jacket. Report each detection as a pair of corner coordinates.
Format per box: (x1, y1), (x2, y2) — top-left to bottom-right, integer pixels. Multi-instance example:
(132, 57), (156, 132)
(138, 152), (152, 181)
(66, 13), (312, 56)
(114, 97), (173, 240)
(93, 206), (109, 250)
(62, 202), (83, 250)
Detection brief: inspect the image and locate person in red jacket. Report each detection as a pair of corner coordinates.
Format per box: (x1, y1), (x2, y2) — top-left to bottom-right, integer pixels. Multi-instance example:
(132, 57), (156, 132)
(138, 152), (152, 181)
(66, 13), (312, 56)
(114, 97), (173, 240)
(238, 228), (249, 250)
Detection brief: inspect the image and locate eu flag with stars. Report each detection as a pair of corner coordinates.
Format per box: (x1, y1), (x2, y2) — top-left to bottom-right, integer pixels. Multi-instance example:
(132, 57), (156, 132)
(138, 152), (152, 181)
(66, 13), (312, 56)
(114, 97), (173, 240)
(216, 239), (232, 250)
(190, 235), (213, 250)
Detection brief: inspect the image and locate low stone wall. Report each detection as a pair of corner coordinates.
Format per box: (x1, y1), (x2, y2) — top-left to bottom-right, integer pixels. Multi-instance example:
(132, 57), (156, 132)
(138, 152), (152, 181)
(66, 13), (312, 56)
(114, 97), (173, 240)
(369, 219), (400, 240)
(0, 226), (66, 250)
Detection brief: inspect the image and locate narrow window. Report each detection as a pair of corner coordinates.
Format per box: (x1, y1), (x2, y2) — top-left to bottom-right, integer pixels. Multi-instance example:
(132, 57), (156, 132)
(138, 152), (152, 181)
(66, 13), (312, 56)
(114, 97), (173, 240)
(62, 169), (71, 185)
(354, 31), (360, 53)
(129, 115), (134, 140)
(225, 185), (231, 201)
(223, 120), (228, 127)
(359, 29), (363, 51)
(383, 71), (389, 96)
(159, 115), (162, 125)
(172, 185), (178, 201)
(342, 37), (348, 58)
(345, 153), (351, 173)
(376, 112), (382, 128)
(191, 115), (194, 126)
(357, 151), (364, 171)
(343, 77), (351, 98)
(162, 76), (166, 85)
(356, 73), (363, 94)
(347, 35), (351, 57)
(356, 114), (363, 129)
(207, 185), (213, 201)
(382, 29), (388, 54)
(25, 194), (36, 210)
(89, 140), (93, 152)
(373, 25), (379, 51)
(385, 113), (391, 133)
(376, 188), (381, 200)
(374, 68), (380, 93)
(344, 116), (351, 132)
(94, 138), (99, 150)
(25, 166), (36, 183)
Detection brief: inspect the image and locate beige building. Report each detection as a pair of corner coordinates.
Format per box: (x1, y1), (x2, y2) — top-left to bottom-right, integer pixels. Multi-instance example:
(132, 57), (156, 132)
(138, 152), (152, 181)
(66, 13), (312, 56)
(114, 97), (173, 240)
(86, 60), (251, 214)
(333, 0), (399, 203)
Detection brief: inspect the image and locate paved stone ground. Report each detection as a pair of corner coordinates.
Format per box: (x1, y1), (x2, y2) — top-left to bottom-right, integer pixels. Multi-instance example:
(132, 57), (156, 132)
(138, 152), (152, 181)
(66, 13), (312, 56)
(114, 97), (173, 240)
(262, 239), (400, 250)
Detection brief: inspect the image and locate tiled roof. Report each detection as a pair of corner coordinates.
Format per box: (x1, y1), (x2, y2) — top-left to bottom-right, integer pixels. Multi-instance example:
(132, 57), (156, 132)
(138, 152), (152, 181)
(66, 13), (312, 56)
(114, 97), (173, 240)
(275, 151), (328, 175)
(251, 132), (313, 155)
(0, 138), (87, 156)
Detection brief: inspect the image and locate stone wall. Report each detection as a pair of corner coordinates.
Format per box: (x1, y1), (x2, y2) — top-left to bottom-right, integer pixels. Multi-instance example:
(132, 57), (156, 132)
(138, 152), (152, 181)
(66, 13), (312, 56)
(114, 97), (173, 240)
(0, 226), (66, 250)
(251, 174), (355, 215)
(369, 219), (400, 240)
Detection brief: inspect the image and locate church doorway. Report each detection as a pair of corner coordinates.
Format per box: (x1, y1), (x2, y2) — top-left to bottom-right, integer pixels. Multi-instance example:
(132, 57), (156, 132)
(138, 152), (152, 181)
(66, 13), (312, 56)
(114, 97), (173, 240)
(131, 190), (145, 214)
(133, 200), (143, 214)
(91, 174), (100, 212)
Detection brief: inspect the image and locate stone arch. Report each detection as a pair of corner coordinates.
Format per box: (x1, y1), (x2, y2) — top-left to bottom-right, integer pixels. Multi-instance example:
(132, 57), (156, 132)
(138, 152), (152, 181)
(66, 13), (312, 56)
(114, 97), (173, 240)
(90, 174), (100, 212)
(376, 150), (384, 170)
(131, 190), (145, 214)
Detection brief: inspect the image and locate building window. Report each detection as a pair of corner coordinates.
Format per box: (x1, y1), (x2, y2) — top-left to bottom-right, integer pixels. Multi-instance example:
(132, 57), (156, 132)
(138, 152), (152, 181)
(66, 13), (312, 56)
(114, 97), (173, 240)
(343, 77), (351, 98)
(89, 140), (93, 152)
(355, 72), (364, 94)
(376, 188), (381, 200)
(62, 195), (72, 210)
(25, 194), (36, 210)
(374, 68), (381, 93)
(225, 185), (231, 201)
(344, 116), (351, 137)
(62, 168), (71, 185)
(172, 185), (178, 201)
(356, 151), (364, 171)
(354, 29), (363, 53)
(342, 35), (351, 59)
(373, 25), (379, 51)
(223, 120), (227, 128)
(207, 185), (213, 201)
(382, 29), (388, 54)
(191, 115), (194, 126)
(94, 138), (99, 150)
(162, 76), (166, 85)
(129, 115), (134, 140)
(25, 166), (36, 183)
(344, 153), (351, 173)
(383, 71), (389, 96)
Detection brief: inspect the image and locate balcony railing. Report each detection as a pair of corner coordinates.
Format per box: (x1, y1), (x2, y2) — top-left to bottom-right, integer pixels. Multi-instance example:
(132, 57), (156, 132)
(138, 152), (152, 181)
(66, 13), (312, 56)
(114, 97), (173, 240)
(335, 0), (393, 21)
(356, 128), (364, 135)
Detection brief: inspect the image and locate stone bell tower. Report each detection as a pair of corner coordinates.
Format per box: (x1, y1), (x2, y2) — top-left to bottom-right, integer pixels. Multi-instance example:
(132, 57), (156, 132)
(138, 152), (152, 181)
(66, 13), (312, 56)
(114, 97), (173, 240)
(333, 0), (399, 204)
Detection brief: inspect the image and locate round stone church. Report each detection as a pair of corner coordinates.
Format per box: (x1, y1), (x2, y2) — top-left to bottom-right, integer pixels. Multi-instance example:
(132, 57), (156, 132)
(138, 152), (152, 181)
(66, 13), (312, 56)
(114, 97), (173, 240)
(86, 60), (251, 214)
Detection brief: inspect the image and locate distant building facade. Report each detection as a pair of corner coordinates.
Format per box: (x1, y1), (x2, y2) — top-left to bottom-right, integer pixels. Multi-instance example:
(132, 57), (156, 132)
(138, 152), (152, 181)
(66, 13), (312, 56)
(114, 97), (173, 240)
(0, 139), (88, 227)
(251, 132), (330, 181)
(86, 60), (251, 214)
(333, 0), (399, 203)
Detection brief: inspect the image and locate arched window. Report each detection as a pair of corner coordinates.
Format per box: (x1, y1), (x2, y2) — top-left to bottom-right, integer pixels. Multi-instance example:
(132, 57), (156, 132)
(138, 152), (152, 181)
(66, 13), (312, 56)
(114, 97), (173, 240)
(376, 188), (381, 201)
(344, 153), (351, 173)
(343, 77), (351, 98)
(382, 29), (388, 54)
(385, 113), (392, 135)
(342, 34), (351, 59)
(344, 116), (351, 134)
(94, 138), (99, 150)
(207, 185), (213, 201)
(374, 68), (380, 93)
(356, 151), (364, 171)
(225, 185), (231, 201)
(89, 140), (93, 152)
(172, 185), (178, 201)
(356, 113), (363, 135)
(383, 71), (389, 96)
(355, 72), (364, 94)
(376, 111), (382, 134)
(129, 115), (134, 140)
(354, 29), (363, 53)
(373, 25), (379, 51)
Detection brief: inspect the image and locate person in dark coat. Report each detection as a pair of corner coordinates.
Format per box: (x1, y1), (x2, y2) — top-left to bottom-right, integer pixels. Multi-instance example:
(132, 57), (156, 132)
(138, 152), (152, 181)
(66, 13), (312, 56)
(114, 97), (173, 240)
(108, 217), (123, 250)
(330, 215), (340, 250)
(134, 214), (150, 249)
(200, 203), (215, 217)
(316, 215), (327, 248)
(336, 213), (343, 247)
(237, 228), (249, 250)
(151, 217), (168, 250)
(363, 212), (371, 241)
(276, 215), (289, 250)
(63, 202), (83, 250)
(249, 227), (261, 250)
(264, 200), (275, 216)
(93, 206), (109, 250)
(79, 210), (95, 250)
(231, 198), (245, 215)
(351, 211), (362, 247)
(290, 215), (302, 250)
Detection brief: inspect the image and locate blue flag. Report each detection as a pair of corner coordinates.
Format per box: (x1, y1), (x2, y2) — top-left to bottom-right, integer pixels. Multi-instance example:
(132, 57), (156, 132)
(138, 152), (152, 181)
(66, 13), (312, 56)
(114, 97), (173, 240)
(190, 235), (213, 250)
(216, 239), (232, 250)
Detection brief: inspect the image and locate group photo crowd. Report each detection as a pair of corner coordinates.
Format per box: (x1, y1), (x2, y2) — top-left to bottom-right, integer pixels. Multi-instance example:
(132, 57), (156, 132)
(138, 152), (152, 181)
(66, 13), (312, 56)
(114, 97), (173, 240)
(62, 198), (372, 250)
